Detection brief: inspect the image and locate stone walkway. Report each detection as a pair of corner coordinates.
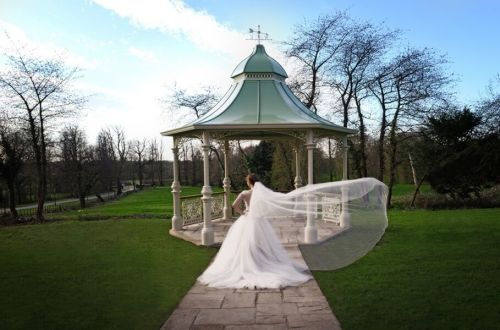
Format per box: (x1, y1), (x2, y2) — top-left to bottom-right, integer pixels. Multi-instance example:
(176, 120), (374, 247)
(163, 218), (344, 329)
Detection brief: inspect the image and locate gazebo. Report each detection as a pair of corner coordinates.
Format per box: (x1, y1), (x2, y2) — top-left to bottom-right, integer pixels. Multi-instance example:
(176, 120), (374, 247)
(161, 44), (357, 246)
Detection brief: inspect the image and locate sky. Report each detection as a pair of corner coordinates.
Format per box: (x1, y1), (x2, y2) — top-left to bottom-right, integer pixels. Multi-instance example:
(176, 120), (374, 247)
(0, 0), (499, 160)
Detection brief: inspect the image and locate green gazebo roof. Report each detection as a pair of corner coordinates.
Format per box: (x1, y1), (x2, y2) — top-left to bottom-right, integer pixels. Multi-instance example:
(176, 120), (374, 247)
(231, 44), (288, 78)
(162, 44), (357, 139)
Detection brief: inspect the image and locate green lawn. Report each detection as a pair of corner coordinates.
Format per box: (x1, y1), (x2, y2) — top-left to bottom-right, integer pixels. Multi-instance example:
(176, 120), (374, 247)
(315, 208), (500, 330)
(390, 183), (431, 197)
(0, 186), (218, 330)
(1, 186), (499, 329)
(0, 218), (216, 330)
(48, 186), (219, 220)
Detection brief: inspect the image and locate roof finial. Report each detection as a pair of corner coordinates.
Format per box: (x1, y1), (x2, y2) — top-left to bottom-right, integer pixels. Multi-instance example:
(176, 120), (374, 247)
(247, 25), (271, 45)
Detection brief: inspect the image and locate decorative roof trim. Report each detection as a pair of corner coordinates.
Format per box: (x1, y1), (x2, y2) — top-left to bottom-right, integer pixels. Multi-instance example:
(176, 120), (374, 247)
(161, 123), (357, 137)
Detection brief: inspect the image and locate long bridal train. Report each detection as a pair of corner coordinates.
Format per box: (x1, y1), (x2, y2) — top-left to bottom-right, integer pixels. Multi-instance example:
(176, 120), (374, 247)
(198, 178), (388, 289)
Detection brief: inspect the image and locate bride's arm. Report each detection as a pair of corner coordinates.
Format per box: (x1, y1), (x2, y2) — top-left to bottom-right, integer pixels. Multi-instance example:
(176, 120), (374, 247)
(232, 192), (245, 215)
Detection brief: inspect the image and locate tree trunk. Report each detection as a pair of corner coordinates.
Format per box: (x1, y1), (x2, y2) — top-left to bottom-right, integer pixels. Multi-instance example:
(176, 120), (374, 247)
(306, 68), (318, 111)
(191, 143), (196, 186)
(387, 140), (397, 208)
(237, 141), (252, 173)
(328, 138), (334, 181)
(387, 105), (401, 208)
(26, 109), (43, 221)
(408, 152), (418, 187)
(355, 97), (368, 177)
(116, 176), (123, 194)
(378, 112), (387, 182)
(7, 179), (18, 218)
(342, 97), (349, 128)
(278, 142), (294, 189)
(376, 79), (388, 182)
(16, 179), (22, 204)
(36, 106), (48, 222)
(159, 160), (163, 186)
(411, 172), (427, 207)
(210, 147), (225, 176)
(79, 195), (86, 209)
(138, 155), (143, 186)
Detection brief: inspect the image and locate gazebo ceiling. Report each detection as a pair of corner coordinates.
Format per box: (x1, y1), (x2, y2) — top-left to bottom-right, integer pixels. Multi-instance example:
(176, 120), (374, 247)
(161, 44), (357, 140)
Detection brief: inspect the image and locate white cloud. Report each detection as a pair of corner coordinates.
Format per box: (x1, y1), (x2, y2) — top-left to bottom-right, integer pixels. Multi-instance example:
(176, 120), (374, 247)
(0, 20), (98, 69)
(128, 46), (159, 63)
(91, 0), (260, 60)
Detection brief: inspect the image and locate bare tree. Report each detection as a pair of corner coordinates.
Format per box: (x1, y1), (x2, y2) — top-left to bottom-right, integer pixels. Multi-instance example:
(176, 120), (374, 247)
(327, 22), (398, 177)
(111, 126), (129, 194)
(158, 138), (165, 186)
(371, 48), (451, 206)
(0, 121), (27, 217)
(284, 12), (350, 111)
(477, 74), (500, 135)
(162, 85), (226, 181)
(131, 138), (147, 187)
(369, 60), (397, 181)
(148, 138), (159, 185)
(95, 129), (115, 193)
(0, 43), (86, 221)
(59, 126), (98, 208)
(164, 85), (219, 119)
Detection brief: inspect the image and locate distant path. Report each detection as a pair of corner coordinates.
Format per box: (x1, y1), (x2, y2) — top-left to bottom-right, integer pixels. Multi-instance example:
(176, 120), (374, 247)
(15, 186), (135, 211)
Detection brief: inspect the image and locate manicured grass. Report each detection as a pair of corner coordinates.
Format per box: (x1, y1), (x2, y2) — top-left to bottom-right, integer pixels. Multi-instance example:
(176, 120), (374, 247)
(0, 218), (216, 330)
(3, 185), (499, 329)
(314, 208), (500, 330)
(391, 183), (431, 197)
(1, 186), (221, 329)
(48, 186), (220, 220)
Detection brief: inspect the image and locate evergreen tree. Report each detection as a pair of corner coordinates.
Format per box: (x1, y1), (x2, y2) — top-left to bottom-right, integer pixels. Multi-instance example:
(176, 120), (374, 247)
(248, 141), (275, 186)
(270, 143), (294, 191)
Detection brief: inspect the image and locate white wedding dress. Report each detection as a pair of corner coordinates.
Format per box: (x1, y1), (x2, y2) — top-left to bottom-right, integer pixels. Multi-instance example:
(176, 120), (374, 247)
(197, 182), (312, 289)
(198, 178), (389, 289)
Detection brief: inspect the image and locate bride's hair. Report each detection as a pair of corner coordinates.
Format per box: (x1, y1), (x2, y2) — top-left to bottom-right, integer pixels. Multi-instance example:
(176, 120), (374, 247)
(246, 173), (259, 186)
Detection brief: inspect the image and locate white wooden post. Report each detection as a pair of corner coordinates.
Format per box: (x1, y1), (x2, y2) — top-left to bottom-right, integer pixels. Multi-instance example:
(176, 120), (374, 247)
(340, 136), (351, 228)
(171, 140), (182, 231)
(305, 130), (317, 243)
(201, 132), (214, 245)
(294, 145), (303, 189)
(222, 140), (232, 220)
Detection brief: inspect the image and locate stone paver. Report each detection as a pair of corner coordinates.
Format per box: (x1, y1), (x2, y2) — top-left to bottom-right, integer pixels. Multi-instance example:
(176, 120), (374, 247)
(195, 308), (256, 325)
(222, 292), (256, 308)
(163, 218), (343, 329)
(257, 292), (282, 304)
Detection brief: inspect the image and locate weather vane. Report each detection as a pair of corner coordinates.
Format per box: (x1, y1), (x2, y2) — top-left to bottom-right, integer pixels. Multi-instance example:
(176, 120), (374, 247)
(247, 25), (271, 44)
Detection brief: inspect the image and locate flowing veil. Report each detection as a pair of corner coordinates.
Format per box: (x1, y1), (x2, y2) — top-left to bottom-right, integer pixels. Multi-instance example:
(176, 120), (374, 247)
(249, 178), (388, 270)
(198, 177), (388, 288)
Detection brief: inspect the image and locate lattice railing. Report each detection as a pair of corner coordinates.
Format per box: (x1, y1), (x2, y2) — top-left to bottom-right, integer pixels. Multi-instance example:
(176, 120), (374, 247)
(321, 196), (342, 226)
(180, 191), (227, 226)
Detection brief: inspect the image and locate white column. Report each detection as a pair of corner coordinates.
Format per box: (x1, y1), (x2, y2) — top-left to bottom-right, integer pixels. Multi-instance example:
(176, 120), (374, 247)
(340, 136), (351, 228)
(294, 145), (303, 189)
(222, 140), (232, 220)
(171, 140), (182, 231)
(201, 132), (214, 245)
(306, 131), (314, 185)
(305, 130), (317, 243)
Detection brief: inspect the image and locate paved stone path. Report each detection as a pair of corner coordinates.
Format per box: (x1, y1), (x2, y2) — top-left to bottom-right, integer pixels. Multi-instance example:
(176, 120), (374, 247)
(164, 218), (345, 329)
(162, 245), (341, 329)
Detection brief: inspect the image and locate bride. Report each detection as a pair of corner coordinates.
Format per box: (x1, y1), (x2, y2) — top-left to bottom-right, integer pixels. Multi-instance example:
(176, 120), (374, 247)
(197, 174), (312, 289)
(198, 173), (388, 289)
